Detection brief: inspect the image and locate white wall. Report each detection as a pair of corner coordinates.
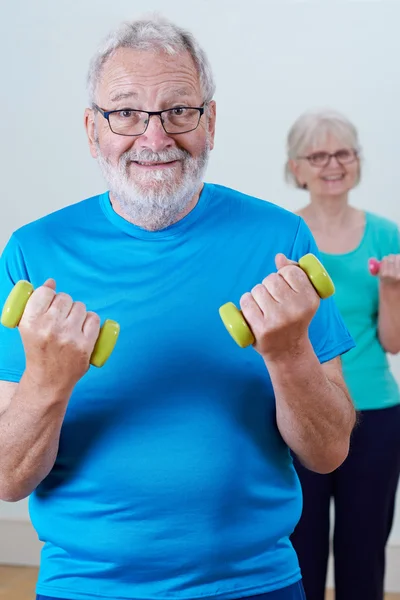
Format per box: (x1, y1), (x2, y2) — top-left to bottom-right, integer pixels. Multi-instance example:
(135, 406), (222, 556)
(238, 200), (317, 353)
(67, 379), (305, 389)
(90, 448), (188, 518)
(1, 0), (399, 546)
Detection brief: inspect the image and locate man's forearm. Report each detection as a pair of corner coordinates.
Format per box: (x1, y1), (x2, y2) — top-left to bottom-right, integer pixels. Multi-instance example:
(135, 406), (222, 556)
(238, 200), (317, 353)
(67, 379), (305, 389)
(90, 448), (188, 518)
(0, 372), (71, 501)
(266, 340), (356, 474)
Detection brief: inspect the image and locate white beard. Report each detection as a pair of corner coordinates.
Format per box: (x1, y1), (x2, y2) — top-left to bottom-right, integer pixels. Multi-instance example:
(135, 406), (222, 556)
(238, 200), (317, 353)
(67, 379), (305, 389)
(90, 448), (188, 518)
(95, 139), (210, 231)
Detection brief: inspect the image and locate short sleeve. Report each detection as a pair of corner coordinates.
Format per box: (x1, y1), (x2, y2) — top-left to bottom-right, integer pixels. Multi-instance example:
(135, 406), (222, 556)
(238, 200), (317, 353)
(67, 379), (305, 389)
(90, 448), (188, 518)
(370, 214), (400, 259)
(388, 224), (400, 255)
(0, 234), (29, 382)
(289, 217), (355, 363)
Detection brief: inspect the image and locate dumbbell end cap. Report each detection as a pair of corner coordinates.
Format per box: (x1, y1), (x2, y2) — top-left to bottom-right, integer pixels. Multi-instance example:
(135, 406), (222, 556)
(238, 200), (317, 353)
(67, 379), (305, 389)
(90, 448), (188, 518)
(90, 319), (120, 368)
(298, 254), (335, 299)
(1, 280), (34, 328)
(368, 258), (380, 276)
(219, 302), (255, 348)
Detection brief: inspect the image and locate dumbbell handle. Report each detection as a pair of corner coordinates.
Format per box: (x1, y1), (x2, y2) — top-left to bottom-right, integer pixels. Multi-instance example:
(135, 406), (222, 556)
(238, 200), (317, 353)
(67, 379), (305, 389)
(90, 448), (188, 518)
(219, 253), (335, 348)
(0, 280), (120, 368)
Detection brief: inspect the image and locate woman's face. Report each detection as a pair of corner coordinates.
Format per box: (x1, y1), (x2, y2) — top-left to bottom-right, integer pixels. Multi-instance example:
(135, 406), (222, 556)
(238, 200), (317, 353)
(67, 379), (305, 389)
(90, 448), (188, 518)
(290, 133), (360, 198)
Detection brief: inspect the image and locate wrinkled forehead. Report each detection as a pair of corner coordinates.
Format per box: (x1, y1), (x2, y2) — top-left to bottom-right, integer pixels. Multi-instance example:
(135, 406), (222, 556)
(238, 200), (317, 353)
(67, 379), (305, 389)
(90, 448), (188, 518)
(300, 121), (357, 155)
(96, 47), (202, 103)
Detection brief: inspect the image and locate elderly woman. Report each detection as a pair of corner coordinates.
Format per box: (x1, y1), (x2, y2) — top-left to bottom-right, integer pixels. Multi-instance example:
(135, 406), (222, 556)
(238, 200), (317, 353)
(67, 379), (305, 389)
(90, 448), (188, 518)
(285, 109), (400, 600)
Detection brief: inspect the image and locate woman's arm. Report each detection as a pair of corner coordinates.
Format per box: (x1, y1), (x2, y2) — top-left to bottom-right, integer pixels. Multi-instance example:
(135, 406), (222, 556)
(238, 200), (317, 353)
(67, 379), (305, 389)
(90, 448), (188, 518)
(377, 255), (400, 354)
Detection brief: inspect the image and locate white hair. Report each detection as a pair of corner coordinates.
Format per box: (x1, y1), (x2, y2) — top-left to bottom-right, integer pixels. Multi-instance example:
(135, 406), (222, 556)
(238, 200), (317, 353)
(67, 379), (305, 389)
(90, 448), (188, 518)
(86, 14), (216, 105)
(284, 109), (361, 188)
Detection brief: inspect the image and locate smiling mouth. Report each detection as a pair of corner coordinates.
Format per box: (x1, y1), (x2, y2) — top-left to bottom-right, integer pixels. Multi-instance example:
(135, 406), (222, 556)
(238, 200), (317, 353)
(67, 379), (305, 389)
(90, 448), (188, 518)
(321, 174), (345, 181)
(132, 160), (179, 168)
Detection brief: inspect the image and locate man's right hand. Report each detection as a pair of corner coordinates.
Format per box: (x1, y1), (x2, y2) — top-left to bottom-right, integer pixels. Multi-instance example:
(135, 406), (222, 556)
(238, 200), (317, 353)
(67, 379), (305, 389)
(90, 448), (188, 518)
(19, 279), (101, 392)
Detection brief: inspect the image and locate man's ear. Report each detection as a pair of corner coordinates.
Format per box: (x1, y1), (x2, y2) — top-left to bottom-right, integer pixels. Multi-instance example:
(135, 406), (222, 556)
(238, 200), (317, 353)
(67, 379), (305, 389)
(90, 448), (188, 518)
(207, 100), (216, 151)
(84, 108), (98, 158)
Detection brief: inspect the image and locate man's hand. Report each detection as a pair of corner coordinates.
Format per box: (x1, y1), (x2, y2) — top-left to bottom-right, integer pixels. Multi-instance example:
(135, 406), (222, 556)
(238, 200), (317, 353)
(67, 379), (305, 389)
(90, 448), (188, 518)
(239, 253), (320, 362)
(19, 279), (101, 393)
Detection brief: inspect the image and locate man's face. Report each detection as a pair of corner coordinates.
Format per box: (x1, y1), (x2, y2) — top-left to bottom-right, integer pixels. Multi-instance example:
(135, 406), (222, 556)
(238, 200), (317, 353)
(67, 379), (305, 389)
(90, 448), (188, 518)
(85, 47), (216, 230)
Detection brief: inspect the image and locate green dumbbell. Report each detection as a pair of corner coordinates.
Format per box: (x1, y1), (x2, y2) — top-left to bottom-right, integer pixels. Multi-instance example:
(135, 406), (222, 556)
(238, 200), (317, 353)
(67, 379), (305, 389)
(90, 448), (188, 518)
(219, 253), (335, 348)
(0, 280), (120, 368)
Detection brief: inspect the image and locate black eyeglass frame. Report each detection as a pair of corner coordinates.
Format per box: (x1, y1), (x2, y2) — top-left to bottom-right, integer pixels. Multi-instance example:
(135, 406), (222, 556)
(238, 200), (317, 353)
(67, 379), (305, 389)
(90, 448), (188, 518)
(92, 103), (206, 137)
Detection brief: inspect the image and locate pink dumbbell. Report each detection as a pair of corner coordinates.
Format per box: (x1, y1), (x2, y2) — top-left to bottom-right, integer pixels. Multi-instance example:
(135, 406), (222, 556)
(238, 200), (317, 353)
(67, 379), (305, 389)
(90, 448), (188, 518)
(368, 258), (381, 276)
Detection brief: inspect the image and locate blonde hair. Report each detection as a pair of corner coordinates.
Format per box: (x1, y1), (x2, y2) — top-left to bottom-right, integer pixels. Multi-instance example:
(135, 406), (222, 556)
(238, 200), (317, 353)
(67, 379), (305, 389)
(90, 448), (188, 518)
(284, 109), (361, 189)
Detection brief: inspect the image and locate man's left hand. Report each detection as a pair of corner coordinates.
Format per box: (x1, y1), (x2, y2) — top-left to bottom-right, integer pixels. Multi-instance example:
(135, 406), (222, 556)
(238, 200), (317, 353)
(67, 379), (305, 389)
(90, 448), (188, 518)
(239, 253), (320, 362)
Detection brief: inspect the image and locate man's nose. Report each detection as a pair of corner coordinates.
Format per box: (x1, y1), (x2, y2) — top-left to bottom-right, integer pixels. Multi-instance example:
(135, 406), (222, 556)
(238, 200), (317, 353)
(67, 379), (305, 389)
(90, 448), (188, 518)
(135, 114), (175, 153)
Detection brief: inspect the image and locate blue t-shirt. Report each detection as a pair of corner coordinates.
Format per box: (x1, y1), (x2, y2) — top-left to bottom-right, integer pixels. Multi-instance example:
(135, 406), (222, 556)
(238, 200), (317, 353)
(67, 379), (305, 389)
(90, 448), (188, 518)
(0, 184), (354, 600)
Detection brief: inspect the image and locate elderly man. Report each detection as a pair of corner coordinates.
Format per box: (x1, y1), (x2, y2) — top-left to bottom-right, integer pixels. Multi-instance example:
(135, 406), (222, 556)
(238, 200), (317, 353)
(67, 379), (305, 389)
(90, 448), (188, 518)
(0, 16), (355, 600)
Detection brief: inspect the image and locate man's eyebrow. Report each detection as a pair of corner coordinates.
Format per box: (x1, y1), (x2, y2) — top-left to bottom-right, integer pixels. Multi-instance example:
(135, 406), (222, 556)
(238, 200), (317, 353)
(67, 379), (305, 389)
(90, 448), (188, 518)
(109, 91), (139, 103)
(171, 88), (193, 97)
(163, 88), (196, 100)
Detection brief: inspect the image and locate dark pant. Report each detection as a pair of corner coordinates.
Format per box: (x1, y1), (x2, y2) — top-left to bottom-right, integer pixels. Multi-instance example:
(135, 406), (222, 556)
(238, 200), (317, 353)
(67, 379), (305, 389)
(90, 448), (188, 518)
(291, 404), (400, 600)
(36, 581), (306, 600)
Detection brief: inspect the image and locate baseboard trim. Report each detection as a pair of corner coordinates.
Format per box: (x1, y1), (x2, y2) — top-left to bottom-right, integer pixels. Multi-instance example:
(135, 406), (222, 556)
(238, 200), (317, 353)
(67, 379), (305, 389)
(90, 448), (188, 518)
(0, 518), (399, 592)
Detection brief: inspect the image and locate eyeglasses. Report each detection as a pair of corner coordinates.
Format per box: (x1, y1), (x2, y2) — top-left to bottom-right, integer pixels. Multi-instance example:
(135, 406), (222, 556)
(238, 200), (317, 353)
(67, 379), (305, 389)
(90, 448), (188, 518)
(92, 104), (206, 137)
(298, 148), (358, 167)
